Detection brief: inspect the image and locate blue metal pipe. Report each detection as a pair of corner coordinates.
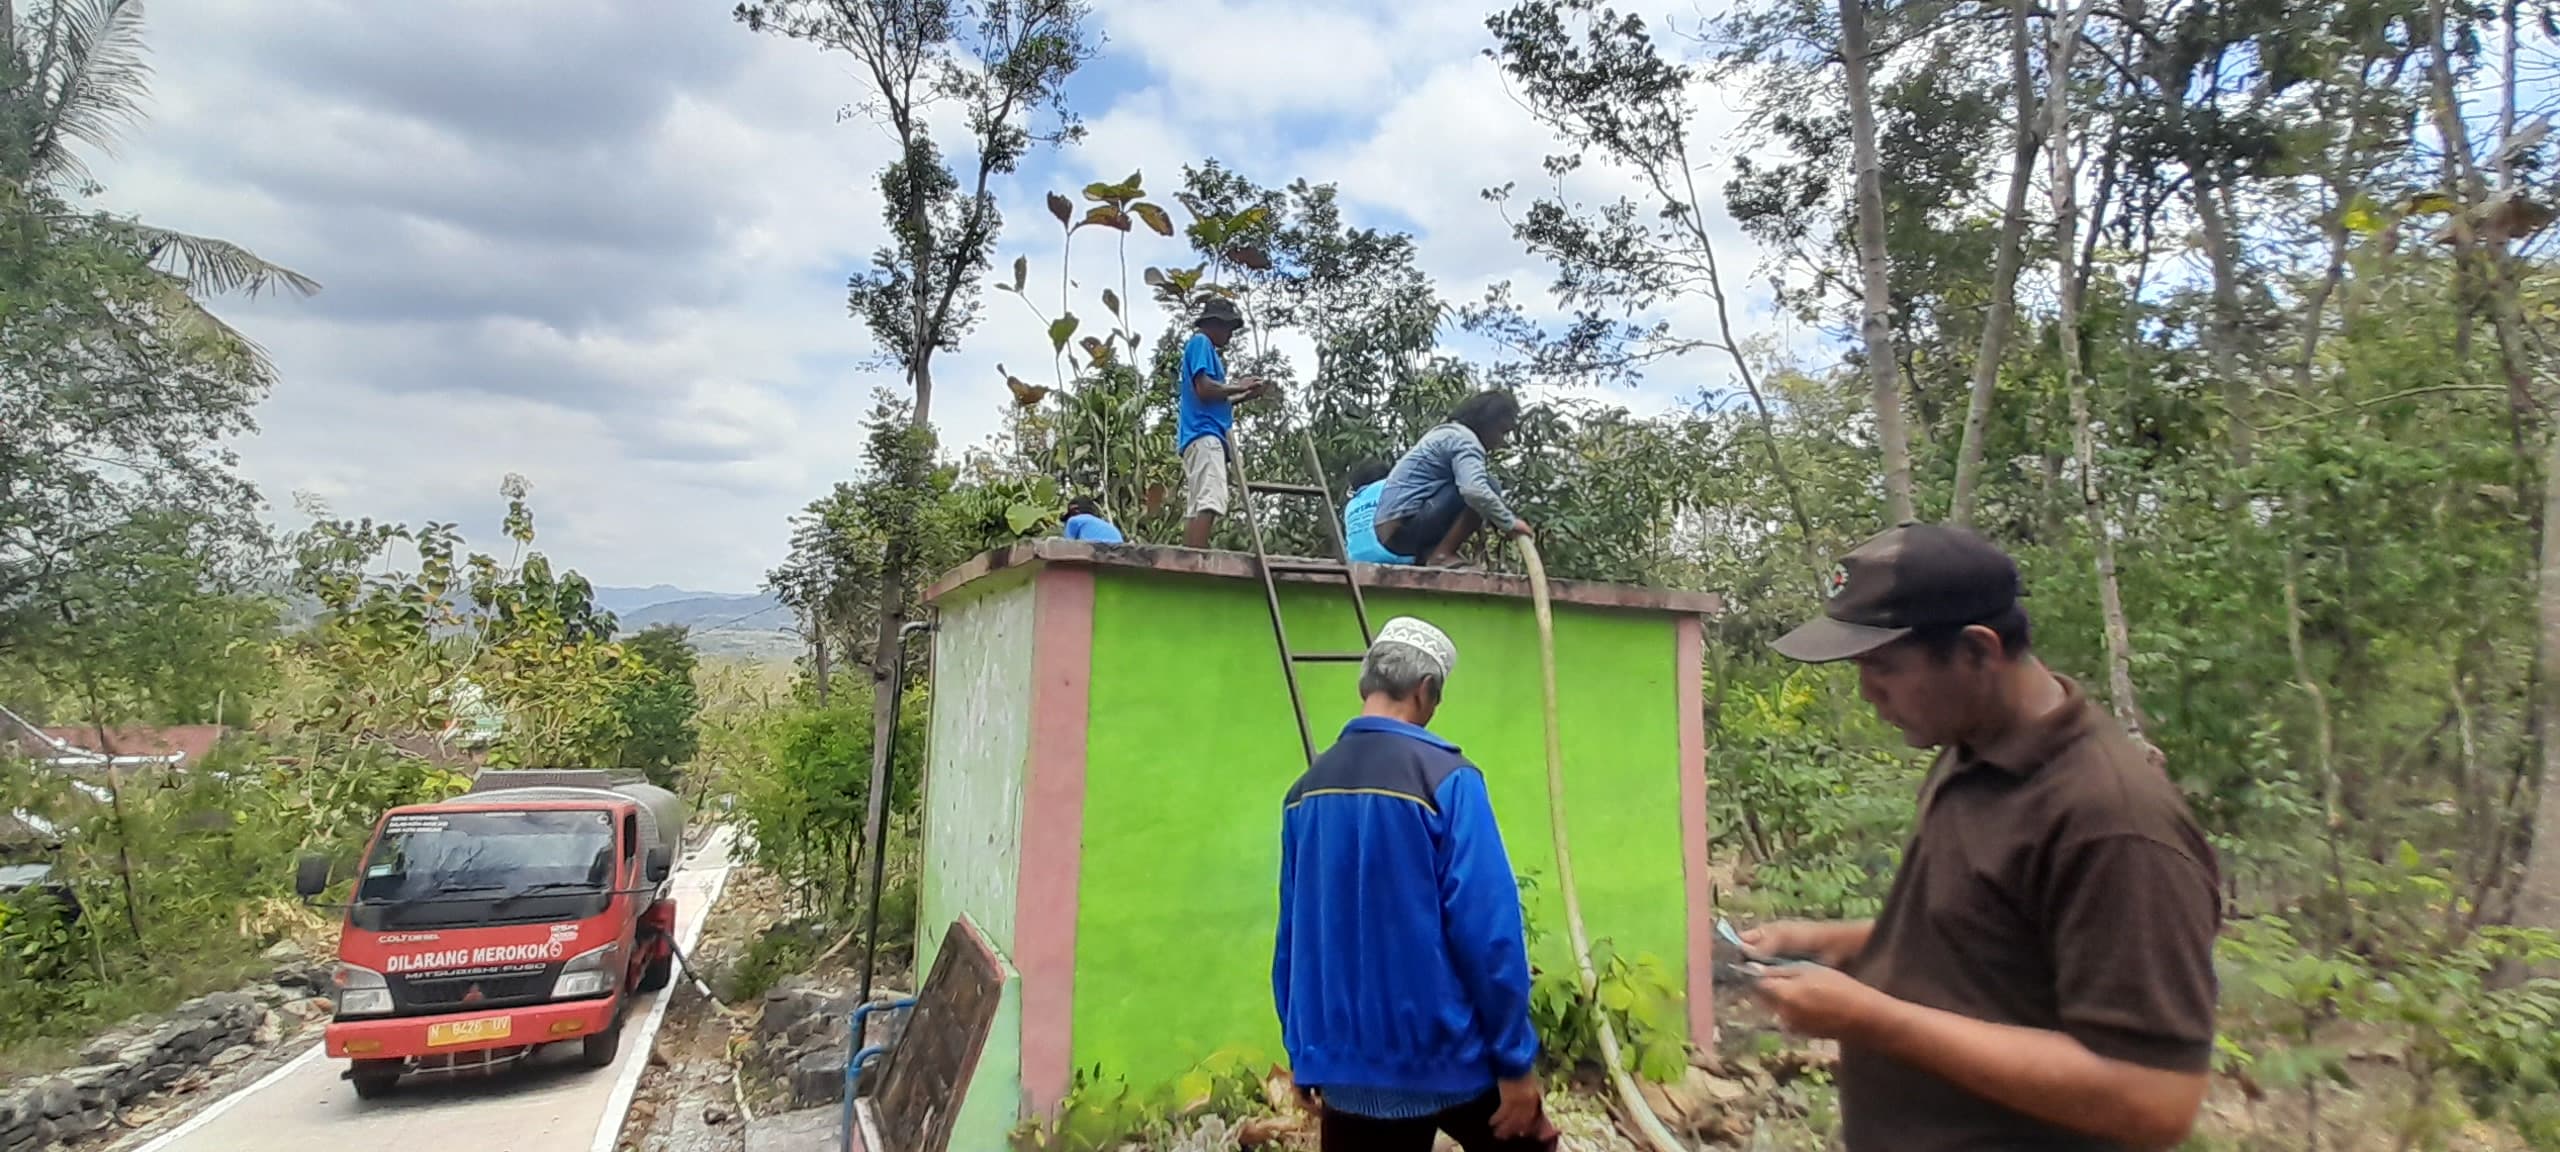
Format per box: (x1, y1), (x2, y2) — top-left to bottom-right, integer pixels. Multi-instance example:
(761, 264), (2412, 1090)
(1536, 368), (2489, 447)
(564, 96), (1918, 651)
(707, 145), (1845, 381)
(840, 997), (916, 1152)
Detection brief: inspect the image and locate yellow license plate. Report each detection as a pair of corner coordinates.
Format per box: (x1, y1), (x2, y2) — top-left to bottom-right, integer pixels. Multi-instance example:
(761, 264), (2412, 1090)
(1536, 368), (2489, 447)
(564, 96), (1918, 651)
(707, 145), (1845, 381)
(425, 1016), (513, 1047)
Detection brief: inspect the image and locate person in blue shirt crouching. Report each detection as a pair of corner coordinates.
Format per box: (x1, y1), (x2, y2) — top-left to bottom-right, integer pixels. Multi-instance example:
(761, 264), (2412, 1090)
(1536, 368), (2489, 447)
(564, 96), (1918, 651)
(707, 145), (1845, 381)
(1339, 460), (1413, 567)
(1373, 392), (1533, 569)
(1274, 617), (1556, 1151)
(1061, 496), (1123, 543)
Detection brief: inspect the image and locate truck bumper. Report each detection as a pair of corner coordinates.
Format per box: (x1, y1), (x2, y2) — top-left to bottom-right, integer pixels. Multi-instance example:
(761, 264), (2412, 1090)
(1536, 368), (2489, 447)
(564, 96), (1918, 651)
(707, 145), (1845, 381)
(325, 997), (618, 1061)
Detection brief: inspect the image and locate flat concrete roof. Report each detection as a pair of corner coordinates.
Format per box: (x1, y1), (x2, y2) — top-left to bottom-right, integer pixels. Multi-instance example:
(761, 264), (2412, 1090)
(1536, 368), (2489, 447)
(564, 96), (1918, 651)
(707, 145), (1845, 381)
(925, 539), (1724, 616)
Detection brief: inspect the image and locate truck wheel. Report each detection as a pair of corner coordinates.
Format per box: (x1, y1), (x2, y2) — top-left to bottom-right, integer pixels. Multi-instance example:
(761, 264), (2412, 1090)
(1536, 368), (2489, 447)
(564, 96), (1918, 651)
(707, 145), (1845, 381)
(581, 1015), (624, 1068)
(349, 1060), (401, 1100)
(636, 948), (674, 994)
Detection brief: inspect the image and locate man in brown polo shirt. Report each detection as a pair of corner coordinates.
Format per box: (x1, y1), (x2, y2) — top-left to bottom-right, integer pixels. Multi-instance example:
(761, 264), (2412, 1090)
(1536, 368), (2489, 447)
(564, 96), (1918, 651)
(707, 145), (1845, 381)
(1744, 523), (2221, 1151)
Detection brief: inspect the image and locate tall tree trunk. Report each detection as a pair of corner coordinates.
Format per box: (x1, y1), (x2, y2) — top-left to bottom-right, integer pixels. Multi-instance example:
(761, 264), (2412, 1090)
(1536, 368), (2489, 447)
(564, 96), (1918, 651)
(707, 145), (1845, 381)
(1840, 0), (1914, 525)
(1949, 0), (2042, 528)
(2283, 540), (2353, 938)
(811, 625), (832, 706)
(2423, 0), (2558, 932)
(2521, 427), (2560, 933)
(2046, 1), (2146, 743)
(857, 382), (929, 973)
(2192, 172), (2255, 471)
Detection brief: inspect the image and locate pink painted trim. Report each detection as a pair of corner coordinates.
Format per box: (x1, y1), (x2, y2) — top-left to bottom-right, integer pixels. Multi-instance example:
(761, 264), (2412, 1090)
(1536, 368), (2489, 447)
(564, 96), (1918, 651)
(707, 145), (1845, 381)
(1674, 614), (1715, 1046)
(1015, 565), (1095, 1119)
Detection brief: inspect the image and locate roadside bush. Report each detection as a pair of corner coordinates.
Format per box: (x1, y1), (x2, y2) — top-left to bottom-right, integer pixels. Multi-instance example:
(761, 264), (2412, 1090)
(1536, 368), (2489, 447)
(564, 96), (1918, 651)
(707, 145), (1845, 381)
(1009, 1049), (1274, 1152)
(726, 916), (841, 1002)
(734, 688), (925, 914)
(1518, 875), (1687, 1084)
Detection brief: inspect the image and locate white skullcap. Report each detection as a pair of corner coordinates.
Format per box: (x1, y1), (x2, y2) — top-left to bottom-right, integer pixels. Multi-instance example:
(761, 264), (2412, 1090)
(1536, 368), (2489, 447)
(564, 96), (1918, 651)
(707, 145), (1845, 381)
(1371, 616), (1457, 679)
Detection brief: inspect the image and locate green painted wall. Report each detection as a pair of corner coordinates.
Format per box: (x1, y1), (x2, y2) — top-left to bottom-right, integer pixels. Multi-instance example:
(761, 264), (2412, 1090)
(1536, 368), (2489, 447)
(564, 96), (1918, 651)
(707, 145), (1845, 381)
(917, 571), (1037, 978)
(1071, 570), (1691, 1089)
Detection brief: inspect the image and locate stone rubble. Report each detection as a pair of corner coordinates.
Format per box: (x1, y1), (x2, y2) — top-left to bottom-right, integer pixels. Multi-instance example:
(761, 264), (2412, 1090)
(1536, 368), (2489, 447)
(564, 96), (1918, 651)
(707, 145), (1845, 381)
(0, 940), (333, 1152)
(744, 979), (910, 1112)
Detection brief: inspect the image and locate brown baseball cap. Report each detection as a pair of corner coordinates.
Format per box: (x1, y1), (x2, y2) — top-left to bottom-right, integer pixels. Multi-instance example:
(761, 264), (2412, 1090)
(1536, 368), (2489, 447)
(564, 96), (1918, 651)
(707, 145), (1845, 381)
(1772, 523), (2023, 663)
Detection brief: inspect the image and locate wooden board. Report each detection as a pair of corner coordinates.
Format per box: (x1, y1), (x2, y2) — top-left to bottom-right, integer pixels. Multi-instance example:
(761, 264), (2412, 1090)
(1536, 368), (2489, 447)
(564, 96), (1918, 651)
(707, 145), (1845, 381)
(867, 919), (1004, 1152)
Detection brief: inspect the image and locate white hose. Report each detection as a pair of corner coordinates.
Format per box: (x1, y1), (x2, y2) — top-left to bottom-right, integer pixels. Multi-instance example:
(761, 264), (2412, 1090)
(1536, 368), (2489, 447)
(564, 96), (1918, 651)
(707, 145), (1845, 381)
(1519, 539), (1688, 1152)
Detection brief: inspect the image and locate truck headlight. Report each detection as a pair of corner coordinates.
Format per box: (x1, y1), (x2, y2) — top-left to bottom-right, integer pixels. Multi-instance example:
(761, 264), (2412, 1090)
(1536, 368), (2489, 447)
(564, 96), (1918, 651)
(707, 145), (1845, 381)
(332, 964), (392, 1017)
(551, 942), (621, 999)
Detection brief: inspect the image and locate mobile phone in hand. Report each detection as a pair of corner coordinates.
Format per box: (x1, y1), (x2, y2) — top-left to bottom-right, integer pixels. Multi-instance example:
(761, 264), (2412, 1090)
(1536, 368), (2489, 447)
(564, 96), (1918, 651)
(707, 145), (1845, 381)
(1715, 918), (1819, 987)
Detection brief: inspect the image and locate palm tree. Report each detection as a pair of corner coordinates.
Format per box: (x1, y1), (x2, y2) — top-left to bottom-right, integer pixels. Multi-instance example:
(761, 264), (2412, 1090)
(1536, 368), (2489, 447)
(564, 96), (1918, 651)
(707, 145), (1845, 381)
(1, 0), (317, 302)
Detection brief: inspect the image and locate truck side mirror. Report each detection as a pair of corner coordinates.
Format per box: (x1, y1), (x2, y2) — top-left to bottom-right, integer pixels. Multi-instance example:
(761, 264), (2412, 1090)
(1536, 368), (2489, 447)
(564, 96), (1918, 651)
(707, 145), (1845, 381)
(645, 845), (673, 884)
(293, 853), (332, 899)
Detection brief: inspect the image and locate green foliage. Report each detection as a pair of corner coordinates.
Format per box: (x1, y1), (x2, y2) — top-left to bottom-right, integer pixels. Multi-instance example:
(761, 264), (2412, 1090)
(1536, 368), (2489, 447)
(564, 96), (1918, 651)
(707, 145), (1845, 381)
(0, 738), (386, 1064)
(731, 689), (925, 913)
(768, 394), (1042, 693)
(1518, 876), (1689, 1084)
(614, 625), (703, 789)
(724, 916), (838, 1002)
(1710, 667), (1915, 920)
(0, 0), (311, 674)
(1008, 1050), (1273, 1152)
(2217, 870), (2560, 1148)
(0, 508), (277, 726)
(282, 477), (646, 770)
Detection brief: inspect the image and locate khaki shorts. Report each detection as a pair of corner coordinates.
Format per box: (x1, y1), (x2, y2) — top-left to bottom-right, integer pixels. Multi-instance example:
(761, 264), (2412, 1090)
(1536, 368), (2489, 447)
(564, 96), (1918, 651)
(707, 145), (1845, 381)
(1183, 436), (1230, 517)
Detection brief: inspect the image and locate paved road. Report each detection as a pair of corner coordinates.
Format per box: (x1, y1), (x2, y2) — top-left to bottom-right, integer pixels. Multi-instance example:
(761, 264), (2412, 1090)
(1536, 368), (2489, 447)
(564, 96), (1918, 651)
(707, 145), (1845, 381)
(131, 826), (736, 1152)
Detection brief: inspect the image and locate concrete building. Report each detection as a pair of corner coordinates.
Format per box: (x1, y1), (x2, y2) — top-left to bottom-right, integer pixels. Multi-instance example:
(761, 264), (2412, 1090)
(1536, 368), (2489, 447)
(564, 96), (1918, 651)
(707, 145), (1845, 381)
(909, 540), (1721, 1147)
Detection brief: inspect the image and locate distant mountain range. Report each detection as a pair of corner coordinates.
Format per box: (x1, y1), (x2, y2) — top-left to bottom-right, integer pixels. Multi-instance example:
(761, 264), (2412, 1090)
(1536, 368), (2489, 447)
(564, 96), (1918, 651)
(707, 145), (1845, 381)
(590, 584), (722, 615)
(613, 591), (792, 633)
(594, 585), (798, 664)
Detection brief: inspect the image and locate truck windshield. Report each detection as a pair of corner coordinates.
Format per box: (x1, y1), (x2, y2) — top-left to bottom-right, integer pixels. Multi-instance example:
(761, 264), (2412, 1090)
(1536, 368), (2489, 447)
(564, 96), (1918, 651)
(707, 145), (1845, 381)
(357, 809), (616, 906)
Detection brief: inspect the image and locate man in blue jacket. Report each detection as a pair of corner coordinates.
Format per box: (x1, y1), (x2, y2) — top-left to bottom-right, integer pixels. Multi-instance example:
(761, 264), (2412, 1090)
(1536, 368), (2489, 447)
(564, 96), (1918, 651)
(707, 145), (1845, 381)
(1273, 617), (1555, 1151)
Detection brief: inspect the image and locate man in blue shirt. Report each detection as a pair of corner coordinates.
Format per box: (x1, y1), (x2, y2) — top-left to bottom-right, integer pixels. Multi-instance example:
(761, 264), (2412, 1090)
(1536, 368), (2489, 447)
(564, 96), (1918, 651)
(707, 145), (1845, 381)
(1061, 496), (1123, 543)
(1339, 460), (1412, 566)
(1177, 297), (1269, 549)
(1274, 617), (1555, 1151)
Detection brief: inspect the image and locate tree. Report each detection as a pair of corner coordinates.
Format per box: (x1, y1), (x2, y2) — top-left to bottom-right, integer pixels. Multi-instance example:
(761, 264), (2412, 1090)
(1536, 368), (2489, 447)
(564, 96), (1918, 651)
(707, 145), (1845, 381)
(0, 507), (275, 725)
(1837, 0), (1915, 524)
(2040, 0), (2144, 744)
(736, 0), (1092, 955)
(1483, 0), (1825, 584)
(1947, 0), (2044, 527)
(0, 0), (314, 663)
(614, 625), (702, 790)
(284, 477), (639, 771)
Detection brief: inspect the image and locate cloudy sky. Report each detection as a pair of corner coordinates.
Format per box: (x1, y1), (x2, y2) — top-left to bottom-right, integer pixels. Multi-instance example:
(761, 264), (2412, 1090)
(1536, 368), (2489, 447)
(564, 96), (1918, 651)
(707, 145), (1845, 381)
(92, 0), (1789, 593)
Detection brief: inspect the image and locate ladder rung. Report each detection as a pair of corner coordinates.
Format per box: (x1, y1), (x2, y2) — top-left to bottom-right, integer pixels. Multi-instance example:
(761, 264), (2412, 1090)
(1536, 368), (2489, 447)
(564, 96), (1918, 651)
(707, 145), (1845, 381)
(1266, 559), (1349, 576)
(1246, 481), (1328, 498)
(1290, 651), (1367, 664)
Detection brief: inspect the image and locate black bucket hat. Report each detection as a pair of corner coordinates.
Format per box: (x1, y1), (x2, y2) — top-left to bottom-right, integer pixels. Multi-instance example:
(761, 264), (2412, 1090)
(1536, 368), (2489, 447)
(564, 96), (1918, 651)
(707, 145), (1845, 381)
(1195, 297), (1245, 330)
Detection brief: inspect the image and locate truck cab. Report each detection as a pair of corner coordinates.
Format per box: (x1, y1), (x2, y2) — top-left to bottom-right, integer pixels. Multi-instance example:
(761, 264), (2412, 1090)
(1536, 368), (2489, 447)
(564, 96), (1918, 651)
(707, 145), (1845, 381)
(299, 773), (683, 1098)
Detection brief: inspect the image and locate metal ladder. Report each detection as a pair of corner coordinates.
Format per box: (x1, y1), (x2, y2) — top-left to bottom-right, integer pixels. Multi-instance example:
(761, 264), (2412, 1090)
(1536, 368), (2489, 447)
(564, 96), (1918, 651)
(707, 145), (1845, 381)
(1225, 431), (1375, 766)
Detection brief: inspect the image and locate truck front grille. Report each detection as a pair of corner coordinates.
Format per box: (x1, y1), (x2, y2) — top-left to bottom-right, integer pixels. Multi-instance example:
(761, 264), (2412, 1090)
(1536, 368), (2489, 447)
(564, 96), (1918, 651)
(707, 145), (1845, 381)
(390, 967), (558, 1013)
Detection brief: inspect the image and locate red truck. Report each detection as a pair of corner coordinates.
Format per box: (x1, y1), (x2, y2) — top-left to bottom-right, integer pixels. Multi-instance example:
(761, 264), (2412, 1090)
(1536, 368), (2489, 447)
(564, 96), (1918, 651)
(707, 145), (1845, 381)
(295, 770), (687, 1098)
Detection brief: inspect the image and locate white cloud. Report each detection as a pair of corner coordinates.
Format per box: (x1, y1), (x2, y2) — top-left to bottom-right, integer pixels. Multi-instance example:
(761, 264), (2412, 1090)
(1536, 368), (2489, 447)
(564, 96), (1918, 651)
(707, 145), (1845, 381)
(91, 0), (1789, 591)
